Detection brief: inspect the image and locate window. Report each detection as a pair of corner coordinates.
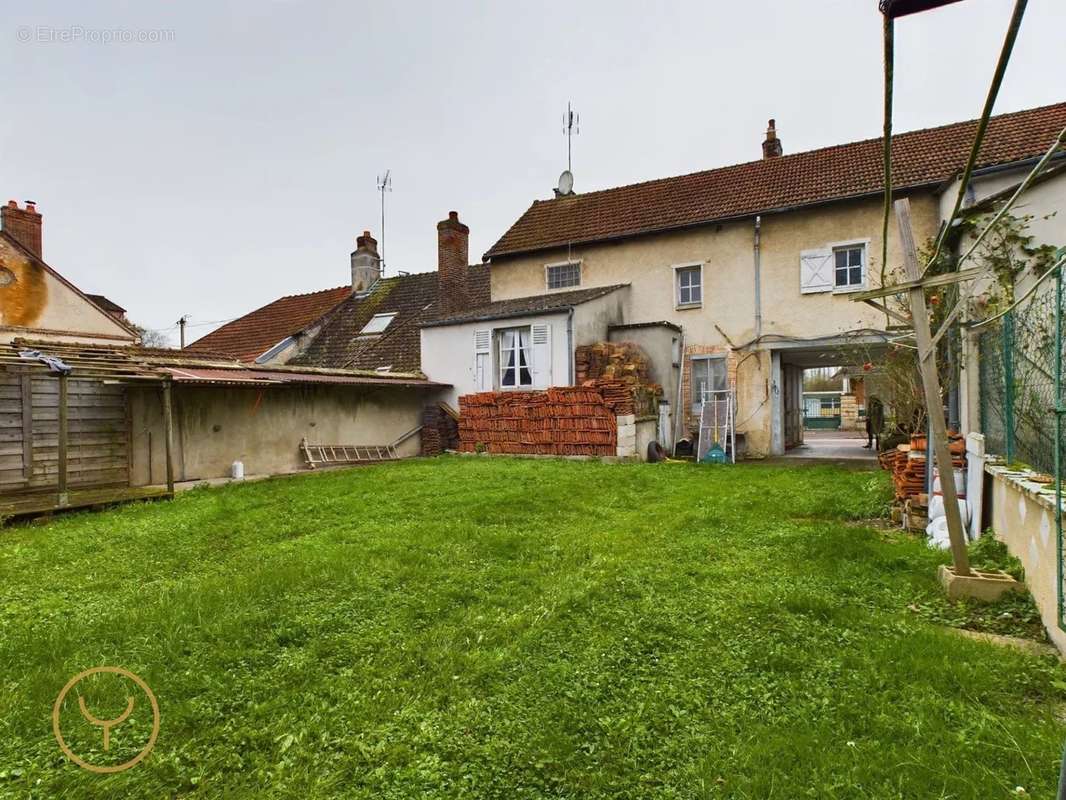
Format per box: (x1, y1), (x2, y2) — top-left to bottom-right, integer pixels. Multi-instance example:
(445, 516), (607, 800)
(691, 356), (727, 412)
(360, 312), (396, 335)
(546, 261), (581, 289)
(498, 327), (533, 389)
(676, 265), (703, 307)
(833, 245), (865, 290)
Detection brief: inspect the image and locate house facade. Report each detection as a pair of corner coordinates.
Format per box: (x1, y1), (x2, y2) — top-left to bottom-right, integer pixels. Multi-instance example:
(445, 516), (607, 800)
(423, 103), (1065, 458)
(0, 201), (139, 346)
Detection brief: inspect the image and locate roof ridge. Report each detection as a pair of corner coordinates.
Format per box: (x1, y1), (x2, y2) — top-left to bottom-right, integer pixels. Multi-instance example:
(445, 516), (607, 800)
(275, 284), (349, 301)
(527, 100), (1066, 206)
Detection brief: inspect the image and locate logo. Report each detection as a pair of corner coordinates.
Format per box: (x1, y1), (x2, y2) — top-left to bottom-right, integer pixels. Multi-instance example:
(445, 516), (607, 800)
(52, 666), (159, 774)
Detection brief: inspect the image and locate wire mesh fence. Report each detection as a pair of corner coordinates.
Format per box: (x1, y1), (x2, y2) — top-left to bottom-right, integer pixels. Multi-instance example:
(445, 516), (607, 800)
(977, 271), (1062, 474)
(976, 265), (1063, 629)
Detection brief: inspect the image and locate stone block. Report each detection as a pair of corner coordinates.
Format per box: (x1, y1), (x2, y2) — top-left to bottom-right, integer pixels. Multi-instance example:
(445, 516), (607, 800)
(937, 564), (1025, 602)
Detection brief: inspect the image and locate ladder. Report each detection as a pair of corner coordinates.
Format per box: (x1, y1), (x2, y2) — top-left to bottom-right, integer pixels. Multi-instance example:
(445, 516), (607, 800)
(696, 388), (736, 464)
(299, 425), (423, 469)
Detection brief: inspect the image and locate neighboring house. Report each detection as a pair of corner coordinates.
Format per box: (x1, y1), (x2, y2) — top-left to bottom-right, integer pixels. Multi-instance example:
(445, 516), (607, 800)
(185, 284), (351, 364)
(0, 201), (140, 346)
(186, 227), (490, 373)
(84, 294), (130, 325)
(437, 102), (1065, 457)
(0, 204), (451, 519)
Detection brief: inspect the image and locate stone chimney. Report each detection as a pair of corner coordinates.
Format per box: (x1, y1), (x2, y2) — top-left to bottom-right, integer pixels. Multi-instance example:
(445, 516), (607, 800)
(2, 200), (42, 258)
(350, 230), (381, 295)
(762, 119), (783, 159)
(437, 211), (470, 316)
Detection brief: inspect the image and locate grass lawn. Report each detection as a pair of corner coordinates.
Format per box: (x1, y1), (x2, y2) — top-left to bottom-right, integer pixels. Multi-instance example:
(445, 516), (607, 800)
(0, 457), (1063, 798)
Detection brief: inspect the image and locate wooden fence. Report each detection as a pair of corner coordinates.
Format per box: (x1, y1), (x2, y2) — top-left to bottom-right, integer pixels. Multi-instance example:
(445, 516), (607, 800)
(0, 370), (129, 493)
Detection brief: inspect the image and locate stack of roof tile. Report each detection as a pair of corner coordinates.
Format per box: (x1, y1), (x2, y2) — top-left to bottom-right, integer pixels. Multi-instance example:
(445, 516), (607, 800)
(421, 403), (459, 457)
(575, 342), (652, 385)
(458, 387), (618, 456)
(889, 433), (966, 503)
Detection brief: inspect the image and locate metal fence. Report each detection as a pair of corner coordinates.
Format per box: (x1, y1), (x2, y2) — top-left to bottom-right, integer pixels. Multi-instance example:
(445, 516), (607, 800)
(976, 265), (1064, 629)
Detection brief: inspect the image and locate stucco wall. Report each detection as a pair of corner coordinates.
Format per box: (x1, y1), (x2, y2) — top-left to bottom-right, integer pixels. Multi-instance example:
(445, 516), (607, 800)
(420, 311), (571, 408)
(128, 384), (426, 484)
(488, 194), (941, 346)
(0, 237), (134, 344)
(607, 323), (680, 440)
(420, 291), (627, 408)
(487, 195), (941, 457)
(987, 466), (1066, 654)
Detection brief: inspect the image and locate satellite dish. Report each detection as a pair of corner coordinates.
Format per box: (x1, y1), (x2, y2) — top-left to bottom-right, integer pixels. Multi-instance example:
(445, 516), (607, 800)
(557, 170), (574, 196)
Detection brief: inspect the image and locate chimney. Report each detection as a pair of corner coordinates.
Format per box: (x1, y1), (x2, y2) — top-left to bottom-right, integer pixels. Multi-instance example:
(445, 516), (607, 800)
(762, 119), (783, 159)
(437, 211), (470, 316)
(2, 200), (42, 258)
(350, 230), (381, 294)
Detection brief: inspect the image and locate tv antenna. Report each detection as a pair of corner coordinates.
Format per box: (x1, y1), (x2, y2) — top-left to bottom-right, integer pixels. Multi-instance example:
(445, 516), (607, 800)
(556, 102), (579, 197)
(563, 102), (579, 173)
(376, 170), (392, 274)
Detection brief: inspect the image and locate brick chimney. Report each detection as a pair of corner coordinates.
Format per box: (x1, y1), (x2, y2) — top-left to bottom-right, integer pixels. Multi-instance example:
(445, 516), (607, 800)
(350, 230), (381, 295)
(762, 119), (783, 159)
(437, 211), (470, 316)
(2, 200), (42, 258)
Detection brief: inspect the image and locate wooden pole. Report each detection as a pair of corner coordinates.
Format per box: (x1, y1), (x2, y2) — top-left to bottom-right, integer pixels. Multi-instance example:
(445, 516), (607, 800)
(57, 373), (69, 505)
(20, 370), (33, 481)
(895, 199), (971, 575)
(161, 380), (175, 494)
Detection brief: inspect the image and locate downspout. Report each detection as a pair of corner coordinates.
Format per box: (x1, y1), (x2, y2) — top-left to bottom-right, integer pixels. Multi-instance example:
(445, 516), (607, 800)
(567, 307), (575, 385)
(673, 326), (686, 448)
(753, 215), (763, 339)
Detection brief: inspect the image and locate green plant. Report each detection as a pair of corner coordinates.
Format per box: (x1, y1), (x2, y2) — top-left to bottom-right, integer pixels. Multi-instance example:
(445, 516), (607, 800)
(969, 530), (1025, 581)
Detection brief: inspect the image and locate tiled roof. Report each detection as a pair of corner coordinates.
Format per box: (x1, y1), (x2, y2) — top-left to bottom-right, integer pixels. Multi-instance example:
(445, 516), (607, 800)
(86, 294), (126, 315)
(290, 265), (492, 371)
(422, 284), (628, 327)
(185, 285), (351, 362)
(486, 102), (1066, 258)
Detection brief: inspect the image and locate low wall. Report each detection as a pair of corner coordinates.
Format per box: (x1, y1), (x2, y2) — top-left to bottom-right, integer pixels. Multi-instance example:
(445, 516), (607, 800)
(128, 384), (427, 484)
(986, 465), (1065, 653)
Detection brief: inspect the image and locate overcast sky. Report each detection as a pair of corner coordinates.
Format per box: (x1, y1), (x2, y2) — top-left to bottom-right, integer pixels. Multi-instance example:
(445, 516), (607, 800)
(2, 1), (1063, 346)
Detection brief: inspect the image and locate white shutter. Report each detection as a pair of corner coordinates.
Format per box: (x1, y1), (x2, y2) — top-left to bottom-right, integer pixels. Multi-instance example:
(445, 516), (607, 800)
(799, 248), (834, 294)
(530, 323), (552, 389)
(473, 329), (491, 391)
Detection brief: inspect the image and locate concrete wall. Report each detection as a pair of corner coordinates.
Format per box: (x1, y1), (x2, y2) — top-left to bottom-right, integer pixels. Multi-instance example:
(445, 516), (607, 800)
(488, 193), (942, 456)
(128, 383), (426, 484)
(0, 236), (135, 345)
(987, 465), (1066, 654)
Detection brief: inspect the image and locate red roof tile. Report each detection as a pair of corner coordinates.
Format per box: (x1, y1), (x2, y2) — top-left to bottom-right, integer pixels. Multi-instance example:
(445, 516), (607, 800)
(185, 285), (351, 362)
(486, 102), (1066, 259)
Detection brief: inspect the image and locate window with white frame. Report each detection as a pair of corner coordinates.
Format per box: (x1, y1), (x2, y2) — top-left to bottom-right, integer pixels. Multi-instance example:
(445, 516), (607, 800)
(498, 327), (533, 389)
(360, 312), (396, 334)
(546, 261), (580, 289)
(833, 245), (865, 290)
(676, 265), (703, 307)
(690, 356), (727, 412)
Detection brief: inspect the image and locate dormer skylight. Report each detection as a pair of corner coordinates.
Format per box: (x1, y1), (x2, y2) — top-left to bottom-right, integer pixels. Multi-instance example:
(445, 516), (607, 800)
(360, 313), (396, 335)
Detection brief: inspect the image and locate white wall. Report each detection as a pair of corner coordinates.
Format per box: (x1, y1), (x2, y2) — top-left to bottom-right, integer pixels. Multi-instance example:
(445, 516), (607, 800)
(421, 311), (571, 407)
